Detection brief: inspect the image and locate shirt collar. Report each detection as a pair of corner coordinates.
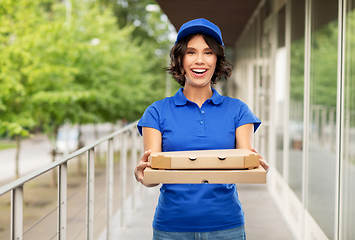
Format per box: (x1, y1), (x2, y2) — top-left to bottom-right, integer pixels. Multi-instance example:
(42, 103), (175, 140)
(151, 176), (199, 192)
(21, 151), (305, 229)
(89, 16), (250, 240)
(173, 88), (223, 106)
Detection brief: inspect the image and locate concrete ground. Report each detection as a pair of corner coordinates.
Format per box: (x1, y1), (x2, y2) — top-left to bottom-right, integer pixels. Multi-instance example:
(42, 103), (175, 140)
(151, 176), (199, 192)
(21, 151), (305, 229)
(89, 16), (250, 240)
(110, 184), (295, 240)
(0, 131), (295, 240)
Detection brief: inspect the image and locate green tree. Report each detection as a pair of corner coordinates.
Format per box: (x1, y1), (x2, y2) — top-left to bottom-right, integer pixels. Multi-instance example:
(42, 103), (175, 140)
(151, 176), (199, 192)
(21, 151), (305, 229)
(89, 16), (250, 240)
(290, 38), (305, 103)
(0, 0), (43, 178)
(290, 20), (339, 108)
(97, 0), (176, 96)
(310, 20), (338, 108)
(1, 0), (174, 182)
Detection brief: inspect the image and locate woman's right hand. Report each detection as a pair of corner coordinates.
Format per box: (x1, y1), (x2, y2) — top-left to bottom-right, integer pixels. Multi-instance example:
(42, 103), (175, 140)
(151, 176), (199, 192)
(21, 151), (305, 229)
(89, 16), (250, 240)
(134, 150), (159, 187)
(134, 149), (151, 183)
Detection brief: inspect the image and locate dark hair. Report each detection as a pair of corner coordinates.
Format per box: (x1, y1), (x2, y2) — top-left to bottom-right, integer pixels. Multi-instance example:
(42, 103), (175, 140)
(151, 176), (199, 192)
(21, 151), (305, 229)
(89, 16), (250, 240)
(165, 33), (233, 86)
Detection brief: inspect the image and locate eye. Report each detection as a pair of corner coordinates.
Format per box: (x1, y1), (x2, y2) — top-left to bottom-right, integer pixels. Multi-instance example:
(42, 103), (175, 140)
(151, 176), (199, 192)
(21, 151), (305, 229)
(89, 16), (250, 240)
(187, 51), (195, 55)
(205, 51), (214, 55)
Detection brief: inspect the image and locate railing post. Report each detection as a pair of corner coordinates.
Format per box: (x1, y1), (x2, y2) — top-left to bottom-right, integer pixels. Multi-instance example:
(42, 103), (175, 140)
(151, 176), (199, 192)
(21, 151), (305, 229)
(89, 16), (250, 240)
(138, 138), (144, 198)
(11, 186), (23, 240)
(87, 148), (95, 240)
(120, 132), (127, 228)
(140, 139), (145, 198)
(131, 130), (138, 211)
(106, 139), (114, 240)
(320, 108), (327, 145)
(58, 162), (67, 240)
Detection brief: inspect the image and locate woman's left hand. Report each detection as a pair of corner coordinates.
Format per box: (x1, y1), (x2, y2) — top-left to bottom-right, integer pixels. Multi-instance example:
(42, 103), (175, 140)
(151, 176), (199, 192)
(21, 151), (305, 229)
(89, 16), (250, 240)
(250, 147), (269, 173)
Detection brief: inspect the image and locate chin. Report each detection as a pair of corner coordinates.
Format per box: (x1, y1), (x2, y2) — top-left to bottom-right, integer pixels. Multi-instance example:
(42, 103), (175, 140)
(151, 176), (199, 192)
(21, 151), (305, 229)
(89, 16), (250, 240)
(185, 77), (212, 88)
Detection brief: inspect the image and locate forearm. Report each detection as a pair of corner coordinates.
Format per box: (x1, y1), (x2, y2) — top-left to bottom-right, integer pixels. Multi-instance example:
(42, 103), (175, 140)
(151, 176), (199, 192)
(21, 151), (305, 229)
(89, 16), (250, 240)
(134, 127), (162, 187)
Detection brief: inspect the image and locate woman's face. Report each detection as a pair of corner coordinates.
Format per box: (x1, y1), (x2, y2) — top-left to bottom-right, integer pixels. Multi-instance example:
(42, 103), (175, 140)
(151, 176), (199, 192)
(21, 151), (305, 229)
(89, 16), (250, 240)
(182, 35), (217, 88)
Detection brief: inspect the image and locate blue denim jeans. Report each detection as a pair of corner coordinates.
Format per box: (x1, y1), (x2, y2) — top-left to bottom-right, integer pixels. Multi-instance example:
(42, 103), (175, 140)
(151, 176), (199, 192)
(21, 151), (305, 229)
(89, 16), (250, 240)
(152, 225), (246, 240)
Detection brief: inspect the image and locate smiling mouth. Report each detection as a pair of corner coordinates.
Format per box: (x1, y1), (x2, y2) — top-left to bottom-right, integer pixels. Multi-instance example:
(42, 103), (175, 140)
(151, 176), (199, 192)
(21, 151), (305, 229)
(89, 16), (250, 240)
(192, 69), (207, 75)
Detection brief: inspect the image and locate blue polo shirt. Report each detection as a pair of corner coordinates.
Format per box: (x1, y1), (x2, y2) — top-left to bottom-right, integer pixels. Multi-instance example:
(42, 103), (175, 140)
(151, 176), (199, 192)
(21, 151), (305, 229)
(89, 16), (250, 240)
(137, 88), (261, 232)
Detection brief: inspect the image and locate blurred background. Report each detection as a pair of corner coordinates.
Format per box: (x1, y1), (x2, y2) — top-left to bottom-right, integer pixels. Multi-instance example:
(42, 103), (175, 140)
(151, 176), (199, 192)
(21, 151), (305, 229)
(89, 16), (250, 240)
(0, 1), (180, 239)
(0, 0), (179, 180)
(2, 0), (355, 240)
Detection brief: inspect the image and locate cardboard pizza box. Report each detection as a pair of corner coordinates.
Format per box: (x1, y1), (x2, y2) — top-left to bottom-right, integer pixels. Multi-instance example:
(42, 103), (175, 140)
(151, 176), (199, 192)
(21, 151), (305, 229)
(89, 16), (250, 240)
(148, 149), (260, 170)
(143, 165), (267, 184)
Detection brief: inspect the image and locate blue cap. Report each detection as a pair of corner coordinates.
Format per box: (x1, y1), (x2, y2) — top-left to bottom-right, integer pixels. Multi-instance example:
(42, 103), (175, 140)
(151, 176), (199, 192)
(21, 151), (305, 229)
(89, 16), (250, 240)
(175, 18), (225, 47)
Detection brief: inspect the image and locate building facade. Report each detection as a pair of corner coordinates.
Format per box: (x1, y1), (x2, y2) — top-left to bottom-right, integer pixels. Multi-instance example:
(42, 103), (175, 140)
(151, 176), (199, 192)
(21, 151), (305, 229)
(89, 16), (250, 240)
(231, 0), (355, 239)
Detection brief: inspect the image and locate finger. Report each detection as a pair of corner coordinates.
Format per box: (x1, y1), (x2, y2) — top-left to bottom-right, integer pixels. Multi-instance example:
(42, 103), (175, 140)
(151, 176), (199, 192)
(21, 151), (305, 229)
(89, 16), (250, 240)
(134, 167), (141, 182)
(135, 161), (150, 182)
(135, 166), (144, 183)
(141, 149), (152, 162)
(250, 147), (258, 154)
(139, 159), (151, 168)
(137, 170), (144, 183)
(260, 159), (269, 172)
(137, 161), (150, 171)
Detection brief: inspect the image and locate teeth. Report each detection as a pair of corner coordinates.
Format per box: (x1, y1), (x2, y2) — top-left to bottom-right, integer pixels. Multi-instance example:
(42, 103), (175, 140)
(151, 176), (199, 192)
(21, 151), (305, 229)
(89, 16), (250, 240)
(192, 69), (207, 73)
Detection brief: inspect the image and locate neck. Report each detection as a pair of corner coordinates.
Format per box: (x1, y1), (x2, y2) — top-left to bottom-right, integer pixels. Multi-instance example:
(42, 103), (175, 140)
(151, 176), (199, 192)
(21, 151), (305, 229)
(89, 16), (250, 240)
(183, 84), (213, 108)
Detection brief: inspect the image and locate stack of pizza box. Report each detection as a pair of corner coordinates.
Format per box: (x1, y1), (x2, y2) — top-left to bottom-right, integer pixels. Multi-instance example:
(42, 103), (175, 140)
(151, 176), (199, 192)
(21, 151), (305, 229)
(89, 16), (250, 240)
(143, 149), (266, 184)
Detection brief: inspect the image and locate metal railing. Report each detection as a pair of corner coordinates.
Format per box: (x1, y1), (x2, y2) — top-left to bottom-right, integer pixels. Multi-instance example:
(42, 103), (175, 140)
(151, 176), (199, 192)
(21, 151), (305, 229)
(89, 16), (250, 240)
(0, 121), (143, 240)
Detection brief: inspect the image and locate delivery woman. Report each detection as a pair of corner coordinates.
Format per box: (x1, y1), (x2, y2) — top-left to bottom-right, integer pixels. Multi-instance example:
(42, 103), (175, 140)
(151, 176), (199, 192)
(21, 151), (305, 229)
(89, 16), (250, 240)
(134, 18), (269, 240)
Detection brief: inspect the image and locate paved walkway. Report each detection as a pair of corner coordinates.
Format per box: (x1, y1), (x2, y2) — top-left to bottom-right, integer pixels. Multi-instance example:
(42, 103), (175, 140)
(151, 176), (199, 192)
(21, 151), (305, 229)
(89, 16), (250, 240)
(110, 183), (295, 240)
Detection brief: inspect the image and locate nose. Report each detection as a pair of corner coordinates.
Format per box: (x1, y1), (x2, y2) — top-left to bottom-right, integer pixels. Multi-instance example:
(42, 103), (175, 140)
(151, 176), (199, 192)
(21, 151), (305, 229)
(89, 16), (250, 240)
(195, 53), (205, 64)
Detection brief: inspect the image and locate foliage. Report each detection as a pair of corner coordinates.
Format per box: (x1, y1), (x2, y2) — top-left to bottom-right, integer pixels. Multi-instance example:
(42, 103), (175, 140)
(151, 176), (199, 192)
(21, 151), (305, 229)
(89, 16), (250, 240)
(290, 20), (339, 108)
(310, 20), (338, 108)
(97, 0), (179, 95)
(290, 38), (305, 103)
(0, 0), (173, 140)
(0, 0), (40, 137)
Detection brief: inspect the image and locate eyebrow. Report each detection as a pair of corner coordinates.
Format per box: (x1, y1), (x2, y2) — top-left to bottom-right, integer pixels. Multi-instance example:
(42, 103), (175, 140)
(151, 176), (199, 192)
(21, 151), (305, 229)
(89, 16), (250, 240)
(186, 47), (212, 51)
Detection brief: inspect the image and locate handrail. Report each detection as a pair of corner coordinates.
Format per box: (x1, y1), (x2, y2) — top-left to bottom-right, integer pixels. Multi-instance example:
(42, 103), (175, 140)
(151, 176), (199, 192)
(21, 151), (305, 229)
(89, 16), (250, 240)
(0, 120), (142, 240)
(0, 120), (139, 196)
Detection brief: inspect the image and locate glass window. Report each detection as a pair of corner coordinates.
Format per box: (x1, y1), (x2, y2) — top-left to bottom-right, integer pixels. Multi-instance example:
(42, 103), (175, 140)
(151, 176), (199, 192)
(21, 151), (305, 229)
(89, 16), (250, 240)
(288, 0), (305, 201)
(341, 0), (355, 238)
(275, 5), (286, 176)
(308, 0), (338, 238)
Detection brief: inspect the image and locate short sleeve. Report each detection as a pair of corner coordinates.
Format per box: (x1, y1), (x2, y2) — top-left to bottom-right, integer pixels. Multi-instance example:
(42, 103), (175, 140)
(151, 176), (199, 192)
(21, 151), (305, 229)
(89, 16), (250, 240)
(235, 102), (261, 132)
(137, 104), (161, 136)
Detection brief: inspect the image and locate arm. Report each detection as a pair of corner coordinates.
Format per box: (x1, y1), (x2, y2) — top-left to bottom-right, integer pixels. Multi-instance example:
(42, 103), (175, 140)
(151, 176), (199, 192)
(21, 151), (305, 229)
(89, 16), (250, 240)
(235, 123), (269, 172)
(235, 123), (253, 149)
(134, 127), (162, 187)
